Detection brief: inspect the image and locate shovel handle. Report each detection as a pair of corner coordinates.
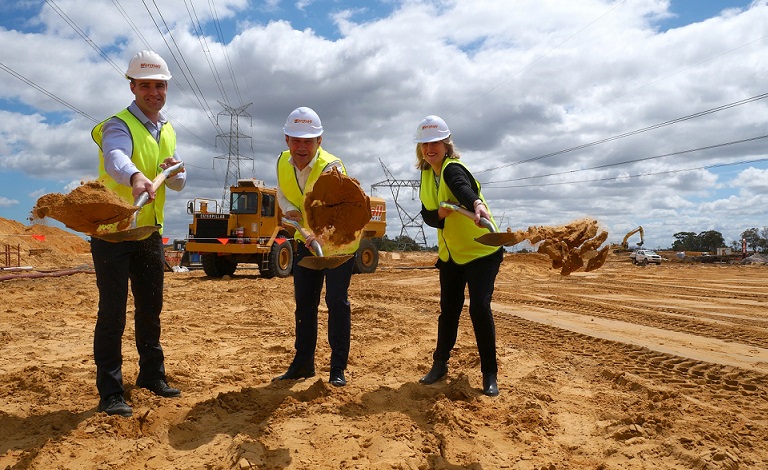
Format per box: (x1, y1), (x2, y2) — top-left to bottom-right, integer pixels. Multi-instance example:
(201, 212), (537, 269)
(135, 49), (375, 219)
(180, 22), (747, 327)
(133, 161), (185, 209)
(281, 217), (324, 256)
(440, 201), (497, 233)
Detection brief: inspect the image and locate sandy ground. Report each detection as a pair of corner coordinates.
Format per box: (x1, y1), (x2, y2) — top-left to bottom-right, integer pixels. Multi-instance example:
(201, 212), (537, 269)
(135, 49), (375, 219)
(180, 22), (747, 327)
(2, 219), (768, 469)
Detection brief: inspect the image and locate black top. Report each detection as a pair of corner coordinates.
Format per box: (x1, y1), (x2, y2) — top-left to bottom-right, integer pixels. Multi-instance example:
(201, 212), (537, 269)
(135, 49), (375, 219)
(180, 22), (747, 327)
(421, 162), (480, 229)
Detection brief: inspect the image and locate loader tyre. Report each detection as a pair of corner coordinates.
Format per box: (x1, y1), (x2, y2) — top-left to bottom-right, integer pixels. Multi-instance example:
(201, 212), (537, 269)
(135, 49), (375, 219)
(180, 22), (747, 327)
(202, 254), (237, 278)
(261, 240), (293, 278)
(353, 238), (378, 274)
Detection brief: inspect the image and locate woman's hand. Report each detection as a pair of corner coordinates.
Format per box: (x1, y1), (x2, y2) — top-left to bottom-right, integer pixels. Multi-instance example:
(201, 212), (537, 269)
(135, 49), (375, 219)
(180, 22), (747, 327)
(473, 200), (490, 227)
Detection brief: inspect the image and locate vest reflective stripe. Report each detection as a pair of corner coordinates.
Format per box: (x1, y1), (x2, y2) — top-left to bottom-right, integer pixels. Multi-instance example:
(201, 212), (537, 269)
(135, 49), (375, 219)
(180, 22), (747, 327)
(91, 108), (176, 234)
(277, 148), (360, 255)
(420, 159), (498, 264)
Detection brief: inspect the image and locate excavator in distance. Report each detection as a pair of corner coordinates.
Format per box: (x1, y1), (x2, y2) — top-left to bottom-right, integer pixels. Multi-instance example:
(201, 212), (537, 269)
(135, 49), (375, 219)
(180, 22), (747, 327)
(614, 226), (644, 252)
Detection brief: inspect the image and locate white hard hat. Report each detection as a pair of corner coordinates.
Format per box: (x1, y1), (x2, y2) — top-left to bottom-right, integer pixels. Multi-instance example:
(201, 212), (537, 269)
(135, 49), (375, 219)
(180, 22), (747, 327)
(125, 50), (172, 81)
(415, 115), (451, 143)
(283, 107), (323, 138)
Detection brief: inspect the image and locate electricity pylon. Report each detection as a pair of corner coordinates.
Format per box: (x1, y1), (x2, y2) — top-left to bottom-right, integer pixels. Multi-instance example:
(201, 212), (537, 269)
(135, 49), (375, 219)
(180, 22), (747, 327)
(214, 101), (253, 211)
(371, 159), (427, 250)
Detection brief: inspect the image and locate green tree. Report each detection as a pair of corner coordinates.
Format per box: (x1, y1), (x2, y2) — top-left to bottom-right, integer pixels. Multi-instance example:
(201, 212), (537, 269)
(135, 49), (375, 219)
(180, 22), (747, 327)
(372, 234), (430, 252)
(740, 228), (761, 252)
(672, 232), (698, 251)
(759, 227), (768, 252)
(698, 230), (725, 253)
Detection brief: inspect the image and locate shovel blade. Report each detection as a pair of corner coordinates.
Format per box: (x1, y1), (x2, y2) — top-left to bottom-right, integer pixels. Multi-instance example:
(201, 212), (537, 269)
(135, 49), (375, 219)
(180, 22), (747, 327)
(298, 254), (353, 270)
(90, 225), (161, 243)
(474, 232), (526, 247)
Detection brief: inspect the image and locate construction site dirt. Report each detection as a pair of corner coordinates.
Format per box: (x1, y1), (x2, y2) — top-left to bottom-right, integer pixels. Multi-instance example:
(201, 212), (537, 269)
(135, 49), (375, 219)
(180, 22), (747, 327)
(1, 217), (768, 469)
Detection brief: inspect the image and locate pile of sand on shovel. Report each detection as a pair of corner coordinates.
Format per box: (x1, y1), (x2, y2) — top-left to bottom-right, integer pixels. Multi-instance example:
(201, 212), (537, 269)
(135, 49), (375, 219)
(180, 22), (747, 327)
(501, 219), (610, 276)
(304, 167), (372, 254)
(32, 181), (137, 235)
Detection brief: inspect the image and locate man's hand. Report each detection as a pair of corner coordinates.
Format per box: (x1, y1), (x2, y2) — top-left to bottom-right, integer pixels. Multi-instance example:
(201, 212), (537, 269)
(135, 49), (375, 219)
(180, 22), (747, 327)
(284, 210), (302, 223)
(130, 172), (154, 201)
(160, 158), (185, 176)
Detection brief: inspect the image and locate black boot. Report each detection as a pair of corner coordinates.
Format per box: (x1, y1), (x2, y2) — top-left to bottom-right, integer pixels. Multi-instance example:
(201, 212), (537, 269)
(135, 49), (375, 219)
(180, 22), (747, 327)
(273, 363), (315, 381)
(482, 373), (499, 396)
(419, 361), (448, 385)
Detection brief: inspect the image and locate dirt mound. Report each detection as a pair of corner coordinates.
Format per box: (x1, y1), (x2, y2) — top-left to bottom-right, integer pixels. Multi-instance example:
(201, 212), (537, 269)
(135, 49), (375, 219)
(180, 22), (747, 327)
(32, 181), (137, 235)
(304, 167), (371, 253)
(0, 217), (91, 269)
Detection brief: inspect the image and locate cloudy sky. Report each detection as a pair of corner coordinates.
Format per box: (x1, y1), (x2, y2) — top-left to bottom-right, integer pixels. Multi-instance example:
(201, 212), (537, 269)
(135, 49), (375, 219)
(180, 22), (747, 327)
(1, 0), (766, 250)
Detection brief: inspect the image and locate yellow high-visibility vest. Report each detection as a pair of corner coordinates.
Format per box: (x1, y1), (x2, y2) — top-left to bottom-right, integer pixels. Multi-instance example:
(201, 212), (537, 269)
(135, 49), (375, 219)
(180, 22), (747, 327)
(277, 148), (360, 255)
(92, 108), (176, 234)
(420, 158), (498, 264)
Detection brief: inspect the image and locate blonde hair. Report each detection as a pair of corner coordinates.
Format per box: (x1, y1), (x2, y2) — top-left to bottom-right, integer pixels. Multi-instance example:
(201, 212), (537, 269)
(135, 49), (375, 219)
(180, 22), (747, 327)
(415, 137), (461, 170)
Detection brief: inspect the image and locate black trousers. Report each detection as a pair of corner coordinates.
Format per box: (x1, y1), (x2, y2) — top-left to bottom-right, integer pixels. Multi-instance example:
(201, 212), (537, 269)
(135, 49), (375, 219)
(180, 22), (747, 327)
(291, 243), (354, 371)
(433, 248), (503, 374)
(91, 232), (166, 398)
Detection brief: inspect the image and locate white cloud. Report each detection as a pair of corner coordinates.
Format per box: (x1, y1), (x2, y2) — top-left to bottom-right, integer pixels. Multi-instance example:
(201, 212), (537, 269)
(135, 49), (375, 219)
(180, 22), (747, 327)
(0, 197), (19, 208)
(733, 167), (768, 192)
(1, 0), (766, 248)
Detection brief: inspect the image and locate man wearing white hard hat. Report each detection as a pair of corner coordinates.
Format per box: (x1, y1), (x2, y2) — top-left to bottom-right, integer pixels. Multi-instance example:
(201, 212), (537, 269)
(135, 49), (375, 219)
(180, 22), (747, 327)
(415, 115), (503, 396)
(90, 50), (186, 416)
(274, 106), (354, 387)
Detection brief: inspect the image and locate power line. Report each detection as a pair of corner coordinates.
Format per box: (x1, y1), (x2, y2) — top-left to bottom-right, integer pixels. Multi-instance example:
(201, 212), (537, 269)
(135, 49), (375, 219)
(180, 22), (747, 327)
(44, 0), (218, 148)
(185, 0), (230, 105)
(44, 0), (124, 76)
(141, 0), (223, 134)
(483, 134), (768, 184)
(0, 61), (97, 123)
(112, 0), (154, 49)
(208, 0), (244, 106)
(482, 156), (768, 189)
(110, 0), (216, 148)
(475, 91), (768, 174)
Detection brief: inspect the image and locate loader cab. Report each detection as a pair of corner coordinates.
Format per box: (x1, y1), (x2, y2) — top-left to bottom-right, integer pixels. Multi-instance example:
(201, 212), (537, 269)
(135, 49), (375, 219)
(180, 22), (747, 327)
(261, 192), (276, 217)
(231, 192), (259, 214)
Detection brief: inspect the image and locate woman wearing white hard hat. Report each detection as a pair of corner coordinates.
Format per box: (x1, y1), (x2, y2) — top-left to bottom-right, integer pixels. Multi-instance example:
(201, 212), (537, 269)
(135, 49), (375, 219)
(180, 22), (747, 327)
(415, 115), (503, 396)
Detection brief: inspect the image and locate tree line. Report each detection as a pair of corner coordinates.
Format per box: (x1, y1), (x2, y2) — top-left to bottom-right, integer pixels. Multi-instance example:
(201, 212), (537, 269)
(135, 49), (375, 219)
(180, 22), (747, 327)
(373, 227), (768, 254)
(667, 227), (767, 253)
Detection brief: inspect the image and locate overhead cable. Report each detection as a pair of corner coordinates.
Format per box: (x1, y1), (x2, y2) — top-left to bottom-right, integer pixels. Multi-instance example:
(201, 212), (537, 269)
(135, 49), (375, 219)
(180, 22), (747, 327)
(0, 61), (97, 123)
(483, 134), (768, 184)
(112, 0), (217, 147)
(141, 0), (223, 134)
(185, 0), (230, 104)
(208, 0), (244, 106)
(44, 0), (124, 76)
(483, 155), (768, 189)
(475, 92), (768, 174)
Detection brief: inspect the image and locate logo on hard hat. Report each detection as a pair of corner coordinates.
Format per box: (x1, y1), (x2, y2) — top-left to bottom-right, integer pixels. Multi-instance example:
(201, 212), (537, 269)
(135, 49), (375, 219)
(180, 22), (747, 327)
(422, 125), (439, 130)
(294, 119), (313, 124)
(140, 63), (162, 69)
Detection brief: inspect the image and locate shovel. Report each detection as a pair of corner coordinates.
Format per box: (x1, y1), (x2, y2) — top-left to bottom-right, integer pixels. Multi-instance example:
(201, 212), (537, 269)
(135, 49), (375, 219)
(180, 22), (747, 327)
(281, 218), (354, 270)
(439, 202), (525, 246)
(91, 162), (184, 243)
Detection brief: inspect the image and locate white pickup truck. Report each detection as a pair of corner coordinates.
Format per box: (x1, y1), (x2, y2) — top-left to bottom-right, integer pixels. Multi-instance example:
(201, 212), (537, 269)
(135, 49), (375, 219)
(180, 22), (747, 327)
(630, 249), (662, 265)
